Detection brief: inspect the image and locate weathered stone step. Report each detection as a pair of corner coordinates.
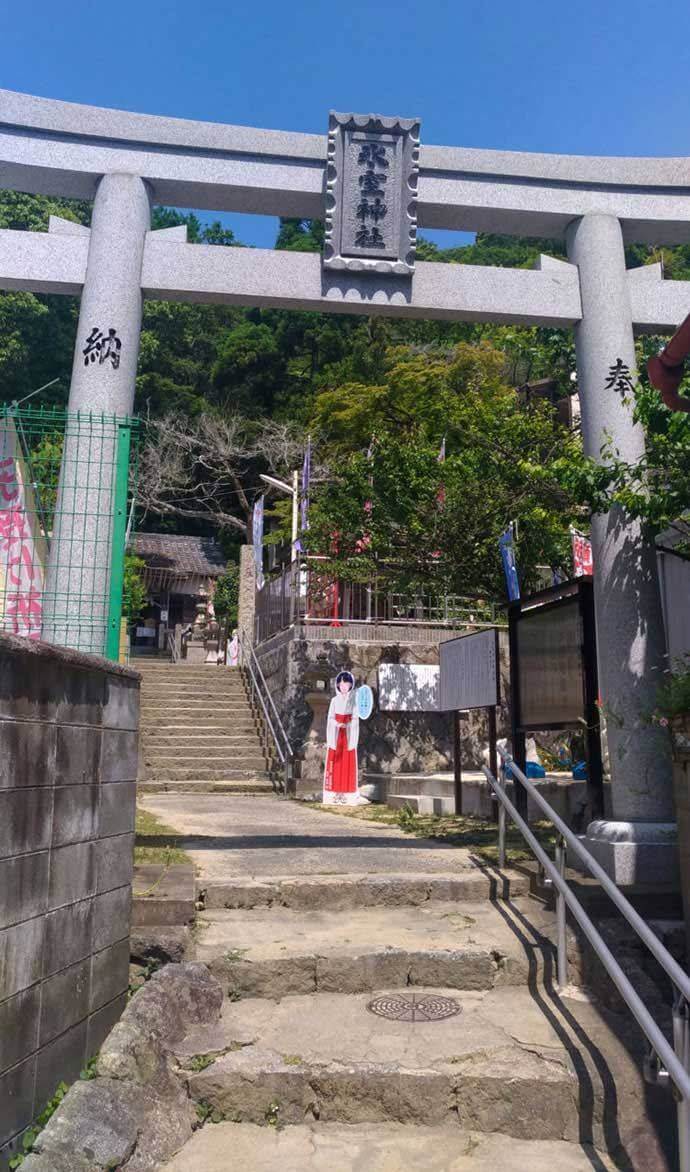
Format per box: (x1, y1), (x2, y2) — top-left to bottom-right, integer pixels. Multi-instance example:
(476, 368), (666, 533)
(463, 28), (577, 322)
(141, 721), (256, 731)
(139, 779), (276, 794)
(201, 869), (529, 910)
(143, 735), (263, 751)
(144, 751), (267, 765)
(139, 684), (247, 693)
(131, 863), (197, 927)
(194, 899), (556, 997)
(141, 699), (249, 710)
(145, 763), (269, 781)
(161, 1122), (615, 1172)
(175, 987), (580, 1141)
(139, 707), (257, 726)
(140, 705), (256, 719)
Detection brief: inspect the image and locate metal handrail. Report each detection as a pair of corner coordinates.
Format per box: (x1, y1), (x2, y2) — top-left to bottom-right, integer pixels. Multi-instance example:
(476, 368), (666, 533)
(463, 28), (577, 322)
(166, 631), (179, 664)
(237, 634), (293, 793)
(483, 748), (690, 1169)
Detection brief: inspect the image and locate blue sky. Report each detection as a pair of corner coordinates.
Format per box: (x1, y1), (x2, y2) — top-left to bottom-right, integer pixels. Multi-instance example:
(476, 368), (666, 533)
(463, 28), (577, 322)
(3, 0), (690, 248)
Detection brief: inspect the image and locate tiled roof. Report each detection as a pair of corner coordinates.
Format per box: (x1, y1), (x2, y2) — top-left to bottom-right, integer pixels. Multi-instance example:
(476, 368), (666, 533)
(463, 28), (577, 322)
(131, 532), (227, 577)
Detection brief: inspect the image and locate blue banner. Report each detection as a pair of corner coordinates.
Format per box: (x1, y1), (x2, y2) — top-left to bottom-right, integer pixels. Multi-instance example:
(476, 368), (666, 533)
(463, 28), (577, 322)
(499, 527), (520, 602)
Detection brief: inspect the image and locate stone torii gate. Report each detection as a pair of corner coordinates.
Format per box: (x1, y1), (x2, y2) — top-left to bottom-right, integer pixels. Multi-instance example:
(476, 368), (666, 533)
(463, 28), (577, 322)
(1, 89), (688, 885)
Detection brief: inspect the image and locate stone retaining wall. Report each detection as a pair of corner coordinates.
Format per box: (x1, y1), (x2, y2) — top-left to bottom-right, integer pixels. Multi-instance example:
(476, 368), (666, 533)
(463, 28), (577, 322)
(255, 628), (510, 795)
(0, 633), (140, 1167)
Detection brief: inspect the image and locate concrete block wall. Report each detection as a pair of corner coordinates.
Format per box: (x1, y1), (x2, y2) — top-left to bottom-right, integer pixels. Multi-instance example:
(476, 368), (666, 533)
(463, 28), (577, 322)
(0, 632), (140, 1164)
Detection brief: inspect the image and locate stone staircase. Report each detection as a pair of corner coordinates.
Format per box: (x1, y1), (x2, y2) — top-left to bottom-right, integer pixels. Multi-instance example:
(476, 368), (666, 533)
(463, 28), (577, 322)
(135, 661), (276, 795)
(154, 836), (668, 1170)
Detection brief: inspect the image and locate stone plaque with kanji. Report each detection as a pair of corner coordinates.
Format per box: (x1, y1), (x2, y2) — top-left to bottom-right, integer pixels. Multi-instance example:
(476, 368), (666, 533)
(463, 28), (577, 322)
(323, 112), (421, 276)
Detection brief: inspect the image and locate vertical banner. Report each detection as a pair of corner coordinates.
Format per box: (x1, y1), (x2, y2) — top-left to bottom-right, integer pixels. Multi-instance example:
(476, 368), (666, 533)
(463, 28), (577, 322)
(0, 416), (47, 639)
(298, 440), (309, 539)
(436, 435), (446, 506)
(571, 528), (594, 577)
(499, 525), (520, 602)
(252, 495), (265, 591)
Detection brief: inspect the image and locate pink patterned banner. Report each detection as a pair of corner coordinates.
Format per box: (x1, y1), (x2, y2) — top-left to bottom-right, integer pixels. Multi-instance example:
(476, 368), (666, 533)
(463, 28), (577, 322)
(0, 418), (47, 639)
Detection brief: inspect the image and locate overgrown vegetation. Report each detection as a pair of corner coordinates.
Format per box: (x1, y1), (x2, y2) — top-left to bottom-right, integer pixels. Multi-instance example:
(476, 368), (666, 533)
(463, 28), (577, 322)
(134, 806), (191, 866)
(653, 657), (690, 723)
(312, 801), (556, 865)
(8, 1058), (98, 1168)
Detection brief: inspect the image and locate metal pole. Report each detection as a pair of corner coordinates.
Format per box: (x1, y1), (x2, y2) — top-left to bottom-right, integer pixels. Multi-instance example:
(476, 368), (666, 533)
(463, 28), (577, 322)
(555, 836), (568, 989)
(105, 422), (131, 660)
(291, 469), (299, 564)
(497, 776), (507, 870)
(674, 996), (690, 1172)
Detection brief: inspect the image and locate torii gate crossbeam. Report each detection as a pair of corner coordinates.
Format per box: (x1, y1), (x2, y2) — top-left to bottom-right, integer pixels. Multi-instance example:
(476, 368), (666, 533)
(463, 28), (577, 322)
(0, 88), (685, 888)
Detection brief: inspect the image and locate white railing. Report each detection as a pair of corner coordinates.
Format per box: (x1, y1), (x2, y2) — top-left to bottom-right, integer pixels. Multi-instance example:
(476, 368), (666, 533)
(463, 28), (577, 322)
(484, 746), (690, 1171)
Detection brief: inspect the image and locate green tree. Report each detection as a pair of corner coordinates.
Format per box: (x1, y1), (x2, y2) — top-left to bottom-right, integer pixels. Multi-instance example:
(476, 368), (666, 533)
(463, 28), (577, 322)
(275, 218), (324, 251)
(213, 562), (240, 625)
(211, 321), (287, 415)
(122, 554), (148, 623)
(307, 341), (581, 597)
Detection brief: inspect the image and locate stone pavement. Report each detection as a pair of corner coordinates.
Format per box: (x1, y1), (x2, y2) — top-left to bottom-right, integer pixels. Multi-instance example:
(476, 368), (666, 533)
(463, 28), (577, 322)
(139, 796), (673, 1170)
(163, 1122), (617, 1171)
(138, 794), (480, 881)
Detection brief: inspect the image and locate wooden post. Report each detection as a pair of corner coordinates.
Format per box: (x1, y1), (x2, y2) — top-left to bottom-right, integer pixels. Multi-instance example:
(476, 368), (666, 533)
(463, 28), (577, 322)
(454, 711), (463, 815)
(508, 600), (528, 822)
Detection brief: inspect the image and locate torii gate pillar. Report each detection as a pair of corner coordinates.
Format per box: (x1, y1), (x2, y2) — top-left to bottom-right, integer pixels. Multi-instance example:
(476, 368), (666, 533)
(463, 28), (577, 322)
(41, 173), (151, 654)
(567, 213), (675, 884)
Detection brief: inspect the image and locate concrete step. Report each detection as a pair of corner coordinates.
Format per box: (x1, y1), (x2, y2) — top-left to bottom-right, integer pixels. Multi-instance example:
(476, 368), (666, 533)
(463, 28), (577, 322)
(144, 747), (265, 761)
(139, 707), (257, 726)
(388, 793), (456, 816)
(140, 705), (256, 719)
(138, 779), (276, 795)
(131, 864), (196, 927)
(193, 899), (556, 998)
(138, 693), (251, 703)
(144, 749), (267, 762)
(139, 684), (247, 693)
(144, 763), (270, 781)
(174, 986), (581, 1141)
(139, 726), (257, 736)
(201, 868), (530, 910)
(161, 1122), (615, 1172)
(134, 664), (241, 672)
(143, 735), (264, 751)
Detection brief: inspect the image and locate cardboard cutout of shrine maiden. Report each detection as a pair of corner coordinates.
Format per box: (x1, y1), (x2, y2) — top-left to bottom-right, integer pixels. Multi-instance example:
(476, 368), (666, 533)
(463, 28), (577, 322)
(323, 670), (367, 805)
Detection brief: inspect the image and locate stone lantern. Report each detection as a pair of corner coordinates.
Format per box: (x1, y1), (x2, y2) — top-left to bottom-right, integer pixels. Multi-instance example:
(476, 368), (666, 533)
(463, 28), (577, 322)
(300, 655), (337, 793)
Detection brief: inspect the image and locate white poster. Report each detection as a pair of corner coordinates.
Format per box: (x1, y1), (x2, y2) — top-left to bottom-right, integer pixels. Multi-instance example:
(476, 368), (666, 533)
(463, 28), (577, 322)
(378, 663), (440, 711)
(0, 416), (47, 640)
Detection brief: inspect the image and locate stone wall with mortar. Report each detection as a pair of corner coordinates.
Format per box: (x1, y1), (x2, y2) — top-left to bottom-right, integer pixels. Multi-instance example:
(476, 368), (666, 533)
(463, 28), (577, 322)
(255, 628), (510, 796)
(0, 632), (140, 1167)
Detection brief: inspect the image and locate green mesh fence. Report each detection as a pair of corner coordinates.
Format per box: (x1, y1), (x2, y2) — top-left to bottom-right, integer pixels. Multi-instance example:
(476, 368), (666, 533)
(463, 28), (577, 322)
(0, 405), (139, 659)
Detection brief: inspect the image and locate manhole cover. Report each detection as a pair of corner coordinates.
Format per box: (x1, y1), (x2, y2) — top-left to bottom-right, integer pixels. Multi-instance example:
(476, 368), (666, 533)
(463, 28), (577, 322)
(366, 993), (461, 1022)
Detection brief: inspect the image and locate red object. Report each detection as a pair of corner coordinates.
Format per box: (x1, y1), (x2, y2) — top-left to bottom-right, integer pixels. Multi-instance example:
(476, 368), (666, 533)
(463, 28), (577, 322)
(572, 531), (593, 577)
(324, 714), (357, 795)
(647, 313), (690, 412)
